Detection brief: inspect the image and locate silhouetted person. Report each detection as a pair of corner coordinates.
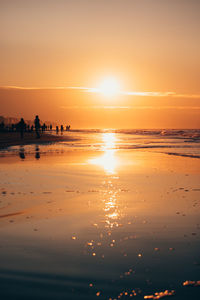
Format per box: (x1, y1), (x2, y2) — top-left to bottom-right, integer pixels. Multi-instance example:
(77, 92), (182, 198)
(19, 146), (25, 160)
(11, 124), (15, 132)
(31, 125), (34, 132)
(56, 126), (59, 134)
(50, 124), (52, 131)
(18, 118), (26, 139)
(0, 121), (5, 131)
(61, 125), (64, 132)
(35, 145), (40, 160)
(34, 115), (41, 138)
(42, 123), (46, 132)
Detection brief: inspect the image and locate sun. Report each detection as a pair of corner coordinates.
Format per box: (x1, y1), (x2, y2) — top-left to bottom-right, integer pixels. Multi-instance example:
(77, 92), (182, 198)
(98, 78), (120, 97)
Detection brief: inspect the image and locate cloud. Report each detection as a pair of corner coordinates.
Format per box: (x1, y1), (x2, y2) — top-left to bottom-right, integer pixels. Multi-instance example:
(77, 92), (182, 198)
(60, 105), (200, 110)
(172, 94), (200, 99)
(67, 87), (176, 97)
(120, 91), (176, 97)
(0, 86), (70, 90)
(60, 105), (130, 110)
(0, 85), (200, 99)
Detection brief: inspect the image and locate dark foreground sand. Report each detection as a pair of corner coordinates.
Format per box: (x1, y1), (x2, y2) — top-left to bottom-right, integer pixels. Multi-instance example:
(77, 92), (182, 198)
(0, 132), (73, 149)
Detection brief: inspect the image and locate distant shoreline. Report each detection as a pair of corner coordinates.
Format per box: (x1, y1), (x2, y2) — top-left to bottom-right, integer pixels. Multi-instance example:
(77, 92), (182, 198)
(0, 132), (73, 149)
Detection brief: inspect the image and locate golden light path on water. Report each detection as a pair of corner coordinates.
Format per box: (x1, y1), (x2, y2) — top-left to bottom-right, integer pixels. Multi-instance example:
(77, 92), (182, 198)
(89, 132), (118, 175)
(89, 133), (122, 230)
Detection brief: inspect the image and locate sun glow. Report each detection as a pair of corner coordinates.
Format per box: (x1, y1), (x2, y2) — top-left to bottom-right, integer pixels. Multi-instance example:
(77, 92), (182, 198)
(98, 78), (120, 97)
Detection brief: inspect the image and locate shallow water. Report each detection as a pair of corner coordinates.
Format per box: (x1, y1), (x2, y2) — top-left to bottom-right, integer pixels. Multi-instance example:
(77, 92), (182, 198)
(0, 130), (200, 299)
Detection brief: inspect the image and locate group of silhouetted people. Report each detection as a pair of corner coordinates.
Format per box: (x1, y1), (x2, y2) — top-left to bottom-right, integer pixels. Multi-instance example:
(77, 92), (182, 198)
(56, 124), (70, 134)
(0, 115), (71, 139)
(18, 115), (41, 139)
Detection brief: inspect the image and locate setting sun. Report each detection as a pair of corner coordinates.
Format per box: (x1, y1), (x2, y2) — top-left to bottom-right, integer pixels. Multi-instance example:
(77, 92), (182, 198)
(98, 78), (120, 97)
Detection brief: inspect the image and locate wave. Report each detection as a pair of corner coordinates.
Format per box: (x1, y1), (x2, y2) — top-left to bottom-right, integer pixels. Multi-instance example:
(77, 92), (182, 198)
(70, 129), (200, 139)
(166, 152), (200, 159)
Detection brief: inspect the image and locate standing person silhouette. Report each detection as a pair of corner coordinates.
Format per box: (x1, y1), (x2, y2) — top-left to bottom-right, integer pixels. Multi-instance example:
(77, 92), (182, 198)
(18, 118), (26, 139)
(34, 115), (41, 139)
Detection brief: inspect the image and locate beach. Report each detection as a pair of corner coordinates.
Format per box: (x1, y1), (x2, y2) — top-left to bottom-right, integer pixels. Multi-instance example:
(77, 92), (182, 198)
(0, 130), (200, 299)
(0, 131), (75, 149)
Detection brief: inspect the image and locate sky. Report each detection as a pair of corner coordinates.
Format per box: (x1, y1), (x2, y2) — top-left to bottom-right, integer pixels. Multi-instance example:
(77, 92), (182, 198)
(0, 0), (200, 128)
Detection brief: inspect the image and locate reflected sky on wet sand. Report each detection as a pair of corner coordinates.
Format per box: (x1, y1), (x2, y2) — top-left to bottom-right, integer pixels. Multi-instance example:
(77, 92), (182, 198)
(0, 131), (200, 299)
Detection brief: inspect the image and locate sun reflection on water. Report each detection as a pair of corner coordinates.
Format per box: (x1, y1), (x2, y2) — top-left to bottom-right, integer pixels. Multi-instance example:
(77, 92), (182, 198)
(89, 133), (123, 229)
(83, 132), (144, 274)
(102, 132), (116, 150)
(89, 132), (118, 174)
(102, 182), (123, 229)
(86, 132), (125, 258)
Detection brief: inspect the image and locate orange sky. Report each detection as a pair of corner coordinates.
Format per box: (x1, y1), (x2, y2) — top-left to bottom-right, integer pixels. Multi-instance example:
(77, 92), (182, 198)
(0, 0), (200, 128)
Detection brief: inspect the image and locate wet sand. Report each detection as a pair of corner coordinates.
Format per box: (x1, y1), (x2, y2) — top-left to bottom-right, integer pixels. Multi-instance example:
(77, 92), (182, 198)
(0, 131), (74, 149)
(0, 131), (200, 300)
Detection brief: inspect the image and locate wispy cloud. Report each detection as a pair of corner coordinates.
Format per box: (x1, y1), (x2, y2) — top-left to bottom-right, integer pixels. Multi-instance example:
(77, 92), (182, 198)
(0, 86), (71, 90)
(0, 85), (200, 99)
(172, 94), (200, 99)
(67, 87), (176, 97)
(60, 105), (131, 110)
(60, 105), (200, 110)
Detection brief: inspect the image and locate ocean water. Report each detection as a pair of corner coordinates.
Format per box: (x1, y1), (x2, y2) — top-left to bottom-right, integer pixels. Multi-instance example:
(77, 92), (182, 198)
(61, 129), (200, 156)
(4, 129), (200, 157)
(0, 130), (200, 299)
